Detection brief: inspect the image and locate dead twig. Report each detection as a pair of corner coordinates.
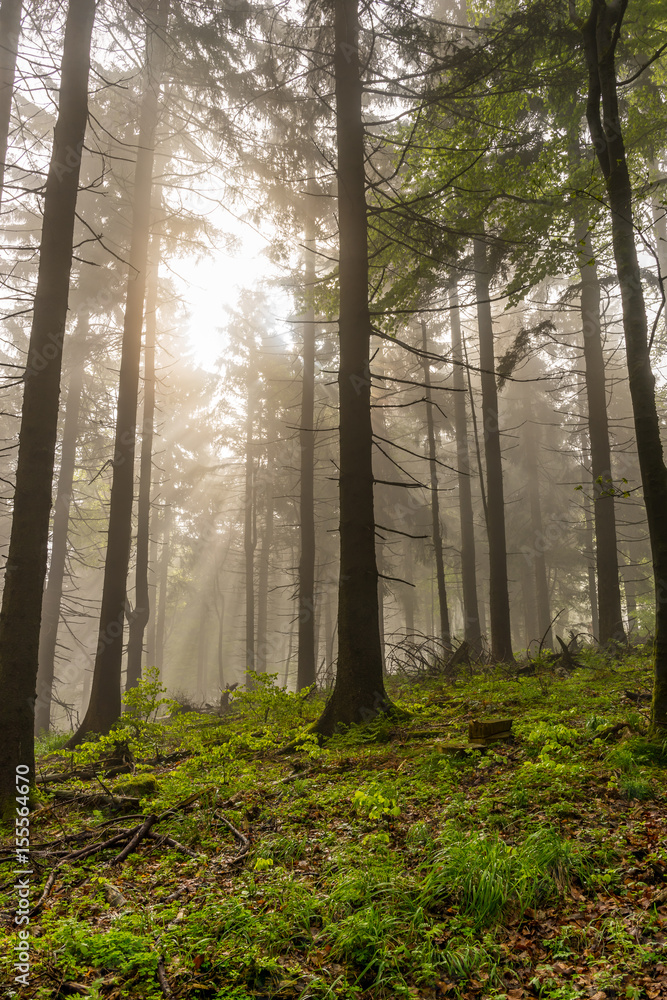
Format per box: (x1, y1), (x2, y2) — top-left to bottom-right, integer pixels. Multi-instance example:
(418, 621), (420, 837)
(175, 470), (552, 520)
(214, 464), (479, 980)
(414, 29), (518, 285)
(214, 812), (249, 849)
(111, 814), (157, 865)
(157, 957), (172, 998)
(146, 831), (200, 858)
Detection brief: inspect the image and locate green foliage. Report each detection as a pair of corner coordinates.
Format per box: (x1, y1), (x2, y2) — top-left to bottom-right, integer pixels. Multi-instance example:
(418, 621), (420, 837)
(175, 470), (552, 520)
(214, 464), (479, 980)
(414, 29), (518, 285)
(123, 666), (179, 724)
(49, 918), (159, 978)
(420, 827), (591, 927)
(352, 786), (401, 822)
(235, 671), (316, 728)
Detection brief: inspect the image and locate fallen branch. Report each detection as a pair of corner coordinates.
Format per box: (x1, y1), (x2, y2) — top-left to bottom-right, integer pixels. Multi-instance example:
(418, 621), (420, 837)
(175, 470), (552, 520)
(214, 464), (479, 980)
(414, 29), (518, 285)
(157, 957), (172, 998)
(146, 831), (200, 859)
(214, 813), (249, 849)
(112, 814), (157, 865)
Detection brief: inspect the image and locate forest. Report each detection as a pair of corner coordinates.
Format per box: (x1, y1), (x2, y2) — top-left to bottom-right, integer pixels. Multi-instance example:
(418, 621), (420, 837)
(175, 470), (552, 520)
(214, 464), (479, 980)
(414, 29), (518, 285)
(0, 0), (666, 997)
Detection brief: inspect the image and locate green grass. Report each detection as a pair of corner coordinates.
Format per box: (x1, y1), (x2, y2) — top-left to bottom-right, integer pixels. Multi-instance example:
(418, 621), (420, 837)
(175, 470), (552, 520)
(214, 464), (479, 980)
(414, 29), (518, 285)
(2, 650), (667, 999)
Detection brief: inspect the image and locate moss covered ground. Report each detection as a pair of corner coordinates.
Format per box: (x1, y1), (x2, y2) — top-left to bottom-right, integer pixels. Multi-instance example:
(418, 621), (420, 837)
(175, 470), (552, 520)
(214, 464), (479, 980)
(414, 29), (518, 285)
(1, 650), (666, 1000)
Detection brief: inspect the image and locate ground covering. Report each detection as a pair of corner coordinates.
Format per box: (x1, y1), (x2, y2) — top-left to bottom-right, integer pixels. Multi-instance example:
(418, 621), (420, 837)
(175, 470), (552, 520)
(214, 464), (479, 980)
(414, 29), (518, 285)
(1, 649), (666, 1000)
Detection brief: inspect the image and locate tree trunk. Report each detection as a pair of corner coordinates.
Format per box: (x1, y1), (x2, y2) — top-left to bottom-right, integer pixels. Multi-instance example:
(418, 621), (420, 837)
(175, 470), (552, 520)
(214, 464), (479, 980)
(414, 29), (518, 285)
(244, 370), (256, 688)
(196, 600), (208, 702)
(297, 230), (317, 690)
(403, 536), (415, 635)
(581, 0), (667, 730)
(214, 568), (225, 691)
(473, 234), (514, 662)
(34, 318), (88, 735)
(421, 319), (451, 647)
(0, 0), (22, 207)
(69, 0), (168, 745)
(0, 0), (94, 814)
(449, 279), (482, 650)
(155, 502), (171, 677)
(256, 454), (274, 674)
(519, 556), (539, 650)
(146, 526), (158, 665)
(577, 225), (626, 644)
(126, 242), (160, 689)
(314, 0), (389, 734)
(523, 406), (553, 648)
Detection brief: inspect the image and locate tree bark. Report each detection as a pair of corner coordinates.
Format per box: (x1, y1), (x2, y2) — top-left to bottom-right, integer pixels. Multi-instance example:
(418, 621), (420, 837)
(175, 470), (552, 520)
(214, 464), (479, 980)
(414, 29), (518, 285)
(577, 225), (626, 644)
(0, 0), (94, 814)
(314, 0), (389, 734)
(69, 0), (168, 744)
(244, 368), (256, 689)
(421, 319), (451, 647)
(34, 318), (88, 735)
(523, 405), (553, 648)
(449, 279), (482, 650)
(256, 453), (274, 674)
(473, 234), (514, 662)
(155, 502), (171, 677)
(296, 230), (317, 690)
(581, 0), (667, 730)
(0, 0), (22, 207)
(196, 600), (208, 702)
(126, 242), (160, 689)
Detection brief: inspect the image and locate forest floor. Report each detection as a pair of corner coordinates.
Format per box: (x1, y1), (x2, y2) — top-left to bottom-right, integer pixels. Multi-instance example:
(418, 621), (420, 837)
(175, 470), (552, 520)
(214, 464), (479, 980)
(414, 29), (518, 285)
(1, 647), (666, 1000)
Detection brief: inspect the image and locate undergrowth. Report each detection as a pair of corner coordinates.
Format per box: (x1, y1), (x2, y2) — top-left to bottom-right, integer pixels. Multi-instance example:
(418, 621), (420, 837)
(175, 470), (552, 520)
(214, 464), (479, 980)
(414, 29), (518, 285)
(1, 649), (666, 1000)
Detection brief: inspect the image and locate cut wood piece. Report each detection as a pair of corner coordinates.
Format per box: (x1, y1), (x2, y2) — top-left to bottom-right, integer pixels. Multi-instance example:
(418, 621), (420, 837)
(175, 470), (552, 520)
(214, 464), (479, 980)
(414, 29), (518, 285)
(468, 718), (514, 741)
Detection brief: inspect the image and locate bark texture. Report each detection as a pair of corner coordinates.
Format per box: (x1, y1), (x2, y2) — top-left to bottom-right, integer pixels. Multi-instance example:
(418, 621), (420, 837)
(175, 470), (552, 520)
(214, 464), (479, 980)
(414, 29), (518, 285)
(315, 0), (389, 734)
(126, 245), (160, 689)
(297, 230), (317, 690)
(473, 235), (514, 663)
(0, 0), (94, 813)
(523, 406), (553, 649)
(450, 280), (482, 650)
(577, 225), (626, 645)
(581, 0), (667, 730)
(34, 320), (88, 735)
(69, 0), (168, 744)
(244, 367), (256, 689)
(0, 0), (22, 206)
(421, 320), (450, 647)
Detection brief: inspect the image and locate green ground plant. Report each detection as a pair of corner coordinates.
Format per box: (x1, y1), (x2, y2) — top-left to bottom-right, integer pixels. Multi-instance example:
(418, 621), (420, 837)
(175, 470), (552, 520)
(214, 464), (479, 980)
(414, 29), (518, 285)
(2, 650), (666, 999)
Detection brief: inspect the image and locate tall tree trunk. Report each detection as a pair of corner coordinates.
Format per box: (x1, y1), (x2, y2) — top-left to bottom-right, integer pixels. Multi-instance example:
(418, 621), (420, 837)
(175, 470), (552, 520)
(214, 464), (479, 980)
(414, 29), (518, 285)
(196, 600), (208, 702)
(473, 234), (514, 662)
(622, 557), (637, 637)
(519, 556), (539, 650)
(256, 456), (274, 674)
(0, 0), (22, 207)
(0, 0), (94, 813)
(146, 526), (158, 665)
(403, 536), (415, 635)
(577, 225), (626, 644)
(69, 0), (168, 745)
(581, 0), (667, 730)
(450, 279), (482, 650)
(421, 319), (451, 647)
(213, 567), (225, 691)
(34, 318), (88, 735)
(315, 0), (389, 734)
(244, 372), (256, 689)
(652, 198), (667, 336)
(523, 406), (553, 648)
(155, 502), (171, 677)
(126, 243), (160, 689)
(297, 230), (317, 690)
